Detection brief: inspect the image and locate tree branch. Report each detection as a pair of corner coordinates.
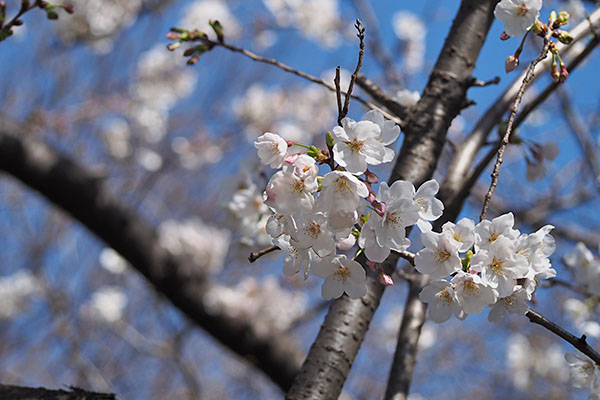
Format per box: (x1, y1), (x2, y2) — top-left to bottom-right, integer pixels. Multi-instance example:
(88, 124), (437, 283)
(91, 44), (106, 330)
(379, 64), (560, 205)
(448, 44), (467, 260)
(0, 127), (302, 391)
(0, 384), (115, 400)
(526, 309), (600, 365)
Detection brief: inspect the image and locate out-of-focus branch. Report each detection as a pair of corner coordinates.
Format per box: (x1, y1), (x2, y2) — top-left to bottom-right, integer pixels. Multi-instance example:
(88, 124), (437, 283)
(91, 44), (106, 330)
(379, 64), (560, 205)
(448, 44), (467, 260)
(0, 127), (303, 391)
(0, 384), (115, 400)
(526, 309), (600, 365)
(285, 1), (498, 399)
(557, 88), (600, 186)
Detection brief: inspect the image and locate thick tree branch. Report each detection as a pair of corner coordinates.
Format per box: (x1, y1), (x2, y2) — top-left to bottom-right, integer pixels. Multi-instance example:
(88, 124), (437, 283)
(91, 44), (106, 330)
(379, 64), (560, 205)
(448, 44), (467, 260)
(0, 127), (302, 391)
(0, 384), (115, 400)
(286, 2), (498, 399)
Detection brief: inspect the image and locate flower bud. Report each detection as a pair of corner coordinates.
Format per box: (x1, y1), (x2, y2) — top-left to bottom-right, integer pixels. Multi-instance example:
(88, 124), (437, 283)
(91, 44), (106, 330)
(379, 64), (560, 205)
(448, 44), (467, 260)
(557, 30), (574, 45)
(366, 260), (377, 272)
(325, 131), (334, 147)
(500, 32), (510, 41)
(559, 64), (569, 83)
(61, 4), (74, 14)
(166, 42), (181, 51)
(548, 11), (557, 27)
(531, 20), (546, 36)
(505, 55), (519, 73)
(554, 11), (569, 28)
(209, 19), (224, 43)
(551, 60), (560, 83)
(365, 169), (378, 184)
(378, 271), (394, 286)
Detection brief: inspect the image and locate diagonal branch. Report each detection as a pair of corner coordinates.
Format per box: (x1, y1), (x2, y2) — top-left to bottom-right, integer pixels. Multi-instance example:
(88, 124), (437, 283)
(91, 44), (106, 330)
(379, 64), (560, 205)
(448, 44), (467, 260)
(0, 126), (303, 391)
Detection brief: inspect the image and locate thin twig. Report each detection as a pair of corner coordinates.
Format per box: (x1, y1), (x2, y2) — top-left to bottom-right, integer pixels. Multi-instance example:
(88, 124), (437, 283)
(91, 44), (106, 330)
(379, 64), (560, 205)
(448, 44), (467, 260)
(543, 277), (597, 298)
(248, 245), (280, 263)
(469, 76), (500, 87)
(197, 37), (403, 125)
(341, 19), (366, 120)
(335, 66), (343, 127)
(480, 40), (550, 221)
(392, 249), (416, 266)
(526, 309), (600, 365)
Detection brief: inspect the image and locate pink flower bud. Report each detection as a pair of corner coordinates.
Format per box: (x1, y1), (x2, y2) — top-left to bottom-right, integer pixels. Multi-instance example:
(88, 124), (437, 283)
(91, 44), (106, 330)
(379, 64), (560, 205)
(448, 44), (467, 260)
(166, 32), (179, 40)
(559, 64), (569, 83)
(374, 201), (386, 217)
(366, 192), (376, 203)
(284, 153), (300, 164)
(500, 32), (510, 41)
(505, 55), (519, 73)
(365, 169), (379, 184)
(378, 271), (394, 286)
(366, 260), (377, 272)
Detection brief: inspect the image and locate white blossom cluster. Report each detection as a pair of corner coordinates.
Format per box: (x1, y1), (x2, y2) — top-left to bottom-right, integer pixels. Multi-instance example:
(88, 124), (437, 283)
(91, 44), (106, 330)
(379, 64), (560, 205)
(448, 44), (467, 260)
(417, 213), (556, 323)
(564, 242), (600, 296)
(0, 270), (40, 320)
(254, 109), (443, 300)
(54, 0), (143, 53)
(81, 285), (128, 323)
(565, 351), (600, 399)
(158, 218), (231, 275)
(179, 0), (241, 40)
(392, 11), (426, 74)
(234, 74), (349, 144)
(507, 333), (568, 390)
(262, 0), (341, 48)
(203, 276), (307, 334)
(564, 297), (600, 339)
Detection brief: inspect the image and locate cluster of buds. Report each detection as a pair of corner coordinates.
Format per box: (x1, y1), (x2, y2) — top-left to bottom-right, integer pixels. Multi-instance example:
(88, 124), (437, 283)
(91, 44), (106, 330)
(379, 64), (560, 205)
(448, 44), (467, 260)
(500, 5), (573, 83)
(166, 21), (224, 65)
(0, 1), (73, 42)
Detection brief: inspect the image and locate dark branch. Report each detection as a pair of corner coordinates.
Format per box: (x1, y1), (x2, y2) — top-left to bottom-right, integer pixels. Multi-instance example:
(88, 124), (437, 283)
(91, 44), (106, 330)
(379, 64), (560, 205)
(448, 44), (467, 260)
(0, 385), (115, 400)
(0, 127), (302, 391)
(526, 309), (600, 365)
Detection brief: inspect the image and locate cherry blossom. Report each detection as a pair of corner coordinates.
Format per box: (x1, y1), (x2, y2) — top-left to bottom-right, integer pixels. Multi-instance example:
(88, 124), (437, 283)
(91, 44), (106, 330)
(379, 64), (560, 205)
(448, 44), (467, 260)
(332, 117), (386, 175)
(362, 110), (400, 163)
(494, 0), (543, 37)
(317, 171), (369, 214)
(290, 212), (336, 257)
(254, 132), (289, 168)
(488, 287), (529, 322)
(452, 272), (497, 315)
(474, 212), (520, 251)
(470, 236), (529, 297)
(565, 352), (600, 394)
(414, 180), (444, 232)
(312, 255), (367, 299)
(441, 218), (475, 252)
(414, 231), (461, 279)
(265, 169), (317, 215)
(419, 280), (463, 323)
